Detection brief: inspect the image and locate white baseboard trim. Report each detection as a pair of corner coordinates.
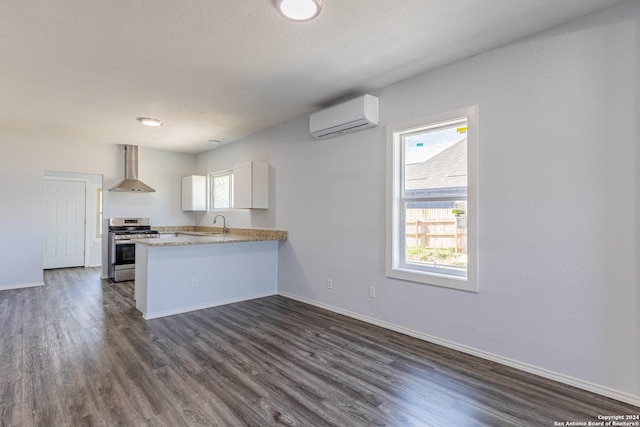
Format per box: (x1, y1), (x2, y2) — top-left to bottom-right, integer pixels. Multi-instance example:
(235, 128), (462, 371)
(0, 281), (45, 291)
(278, 291), (640, 408)
(143, 291), (277, 320)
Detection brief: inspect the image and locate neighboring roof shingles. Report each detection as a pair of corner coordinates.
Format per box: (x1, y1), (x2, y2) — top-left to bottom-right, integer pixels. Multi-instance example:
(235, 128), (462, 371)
(405, 138), (467, 191)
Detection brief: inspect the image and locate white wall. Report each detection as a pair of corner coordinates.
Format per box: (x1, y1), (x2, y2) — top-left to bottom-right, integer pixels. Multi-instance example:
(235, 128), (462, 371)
(197, 1), (640, 402)
(0, 132), (196, 286)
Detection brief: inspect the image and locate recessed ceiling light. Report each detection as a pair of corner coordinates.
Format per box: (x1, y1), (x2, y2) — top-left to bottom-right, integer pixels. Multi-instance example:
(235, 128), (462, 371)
(136, 117), (163, 127)
(275, 0), (322, 22)
(208, 140), (221, 145)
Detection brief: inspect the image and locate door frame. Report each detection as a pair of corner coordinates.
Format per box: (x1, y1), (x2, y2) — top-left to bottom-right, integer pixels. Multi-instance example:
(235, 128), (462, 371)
(43, 171), (103, 268)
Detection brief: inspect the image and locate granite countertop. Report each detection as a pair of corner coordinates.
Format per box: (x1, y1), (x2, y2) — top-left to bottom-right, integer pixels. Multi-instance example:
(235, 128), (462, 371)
(133, 226), (287, 247)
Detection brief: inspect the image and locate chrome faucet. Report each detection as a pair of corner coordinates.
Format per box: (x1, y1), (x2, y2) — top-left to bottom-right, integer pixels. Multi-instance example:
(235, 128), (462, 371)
(213, 214), (228, 234)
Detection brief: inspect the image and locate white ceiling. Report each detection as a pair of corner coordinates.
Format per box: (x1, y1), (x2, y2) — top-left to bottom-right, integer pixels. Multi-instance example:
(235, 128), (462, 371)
(0, 0), (626, 154)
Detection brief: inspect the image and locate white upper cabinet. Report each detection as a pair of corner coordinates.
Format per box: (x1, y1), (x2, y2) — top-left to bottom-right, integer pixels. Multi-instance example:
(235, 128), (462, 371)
(233, 161), (268, 209)
(182, 175), (207, 211)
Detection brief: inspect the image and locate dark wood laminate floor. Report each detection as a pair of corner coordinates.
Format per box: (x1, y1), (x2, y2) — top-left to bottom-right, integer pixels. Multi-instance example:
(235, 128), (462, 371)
(0, 268), (637, 426)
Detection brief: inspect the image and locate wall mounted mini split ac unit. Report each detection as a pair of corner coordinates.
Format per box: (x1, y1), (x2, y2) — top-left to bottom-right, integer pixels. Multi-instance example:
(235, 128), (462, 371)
(309, 94), (379, 139)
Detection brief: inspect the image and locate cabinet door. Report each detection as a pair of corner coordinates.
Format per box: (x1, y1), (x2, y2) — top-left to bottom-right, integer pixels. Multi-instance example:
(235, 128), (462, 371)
(232, 162), (269, 209)
(233, 163), (252, 209)
(182, 175), (206, 211)
(250, 162), (269, 209)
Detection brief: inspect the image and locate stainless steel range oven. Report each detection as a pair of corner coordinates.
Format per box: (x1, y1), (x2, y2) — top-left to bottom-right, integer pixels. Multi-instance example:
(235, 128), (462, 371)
(108, 218), (159, 282)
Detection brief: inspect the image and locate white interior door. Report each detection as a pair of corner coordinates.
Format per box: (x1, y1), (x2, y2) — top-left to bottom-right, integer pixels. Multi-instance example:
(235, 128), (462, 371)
(43, 179), (86, 269)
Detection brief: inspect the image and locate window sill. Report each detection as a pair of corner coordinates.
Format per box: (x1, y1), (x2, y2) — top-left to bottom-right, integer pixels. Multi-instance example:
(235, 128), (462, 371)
(386, 266), (478, 292)
(208, 208), (243, 212)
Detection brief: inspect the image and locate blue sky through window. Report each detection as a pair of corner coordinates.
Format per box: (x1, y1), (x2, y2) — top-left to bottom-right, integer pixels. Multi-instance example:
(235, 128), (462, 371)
(405, 126), (466, 164)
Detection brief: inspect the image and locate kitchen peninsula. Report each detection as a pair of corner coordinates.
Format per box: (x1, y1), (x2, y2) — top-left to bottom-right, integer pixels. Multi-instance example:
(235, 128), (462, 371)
(133, 227), (287, 320)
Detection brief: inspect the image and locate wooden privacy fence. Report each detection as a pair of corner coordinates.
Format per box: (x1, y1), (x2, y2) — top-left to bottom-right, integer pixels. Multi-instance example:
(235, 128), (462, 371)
(405, 209), (467, 253)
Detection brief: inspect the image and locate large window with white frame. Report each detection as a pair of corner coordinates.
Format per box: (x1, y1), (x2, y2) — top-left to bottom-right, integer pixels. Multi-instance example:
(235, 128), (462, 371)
(386, 106), (478, 292)
(209, 170), (234, 210)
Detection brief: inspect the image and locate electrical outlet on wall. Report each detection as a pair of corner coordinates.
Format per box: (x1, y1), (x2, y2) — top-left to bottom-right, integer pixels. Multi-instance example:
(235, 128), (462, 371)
(327, 279), (333, 289)
(191, 278), (198, 288)
(369, 286), (376, 298)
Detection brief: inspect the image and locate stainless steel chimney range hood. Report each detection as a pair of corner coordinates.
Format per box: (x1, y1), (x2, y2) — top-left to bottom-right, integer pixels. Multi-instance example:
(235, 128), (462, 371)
(109, 145), (155, 192)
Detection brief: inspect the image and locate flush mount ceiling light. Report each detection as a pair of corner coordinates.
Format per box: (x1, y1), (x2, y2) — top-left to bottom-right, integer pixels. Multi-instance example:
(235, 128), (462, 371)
(275, 0), (322, 22)
(136, 117), (163, 127)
